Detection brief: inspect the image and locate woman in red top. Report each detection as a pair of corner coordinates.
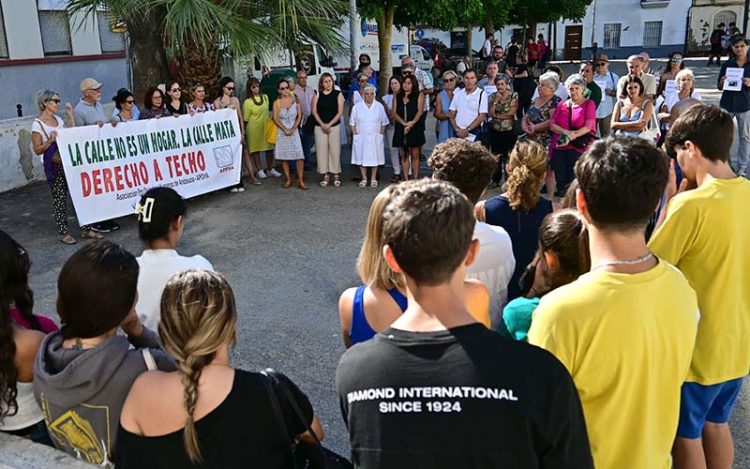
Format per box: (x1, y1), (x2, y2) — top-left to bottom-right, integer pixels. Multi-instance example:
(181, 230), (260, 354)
(526, 39), (539, 69)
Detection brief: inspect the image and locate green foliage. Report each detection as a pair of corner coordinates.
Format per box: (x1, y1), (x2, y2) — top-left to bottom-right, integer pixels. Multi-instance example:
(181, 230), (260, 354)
(506, 0), (592, 25)
(358, 0), (484, 30)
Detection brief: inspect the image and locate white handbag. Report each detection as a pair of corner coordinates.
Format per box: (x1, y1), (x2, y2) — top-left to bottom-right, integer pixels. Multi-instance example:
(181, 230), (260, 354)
(638, 104), (660, 144)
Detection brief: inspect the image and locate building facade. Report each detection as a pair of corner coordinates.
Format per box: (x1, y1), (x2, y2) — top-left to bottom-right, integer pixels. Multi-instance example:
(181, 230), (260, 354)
(0, 0), (129, 120)
(688, 0), (743, 53)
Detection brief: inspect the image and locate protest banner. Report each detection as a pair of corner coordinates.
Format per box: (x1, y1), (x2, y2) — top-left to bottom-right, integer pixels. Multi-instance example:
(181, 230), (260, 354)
(56, 109), (242, 225)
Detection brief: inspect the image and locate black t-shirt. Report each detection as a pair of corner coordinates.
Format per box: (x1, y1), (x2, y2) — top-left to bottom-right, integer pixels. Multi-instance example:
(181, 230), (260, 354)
(336, 324), (592, 469)
(507, 44), (520, 65)
(114, 369), (312, 468)
(315, 89), (341, 126)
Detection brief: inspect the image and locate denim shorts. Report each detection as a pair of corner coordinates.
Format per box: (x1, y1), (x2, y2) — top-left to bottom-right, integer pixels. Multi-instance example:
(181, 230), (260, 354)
(676, 378), (744, 439)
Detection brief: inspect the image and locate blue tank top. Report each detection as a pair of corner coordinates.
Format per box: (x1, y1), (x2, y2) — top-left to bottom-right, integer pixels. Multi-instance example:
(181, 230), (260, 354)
(349, 285), (408, 345)
(615, 99), (649, 136)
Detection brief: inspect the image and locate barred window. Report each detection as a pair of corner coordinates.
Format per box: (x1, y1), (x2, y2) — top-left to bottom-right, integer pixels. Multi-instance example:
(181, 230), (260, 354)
(0, 5), (8, 58)
(643, 21), (662, 48)
(603, 24), (621, 49)
(38, 10), (72, 56)
(97, 11), (125, 53)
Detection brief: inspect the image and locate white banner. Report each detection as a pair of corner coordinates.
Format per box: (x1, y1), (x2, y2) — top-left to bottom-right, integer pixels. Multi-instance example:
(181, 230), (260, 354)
(56, 109), (242, 225)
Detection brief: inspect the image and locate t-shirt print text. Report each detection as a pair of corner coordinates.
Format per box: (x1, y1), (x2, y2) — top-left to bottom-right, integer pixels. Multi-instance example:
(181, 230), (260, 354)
(347, 386), (519, 414)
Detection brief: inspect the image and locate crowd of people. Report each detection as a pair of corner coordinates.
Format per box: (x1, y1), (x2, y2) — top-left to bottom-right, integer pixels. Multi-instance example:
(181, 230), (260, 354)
(5, 33), (750, 468)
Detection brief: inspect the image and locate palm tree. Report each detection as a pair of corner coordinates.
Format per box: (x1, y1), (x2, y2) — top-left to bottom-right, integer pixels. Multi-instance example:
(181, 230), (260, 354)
(67, 0), (346, 103)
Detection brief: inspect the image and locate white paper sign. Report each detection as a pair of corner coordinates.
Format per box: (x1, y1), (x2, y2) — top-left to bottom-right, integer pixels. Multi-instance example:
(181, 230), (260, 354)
(664, 79), (677, 98)
(482, 85), (498, 95)
(725, 67), (744, 91)
(56, 109), (242, 225)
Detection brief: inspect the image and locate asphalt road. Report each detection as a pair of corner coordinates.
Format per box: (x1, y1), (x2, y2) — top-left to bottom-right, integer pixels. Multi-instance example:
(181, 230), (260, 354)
(0, 57), (747, 463)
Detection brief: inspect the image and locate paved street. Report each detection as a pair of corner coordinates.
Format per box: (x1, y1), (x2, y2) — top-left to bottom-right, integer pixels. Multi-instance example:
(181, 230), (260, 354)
(0, 57), (747, 462)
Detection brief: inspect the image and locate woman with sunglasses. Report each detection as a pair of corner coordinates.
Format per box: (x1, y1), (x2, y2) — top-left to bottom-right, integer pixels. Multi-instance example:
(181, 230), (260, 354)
(239, 77), (279, 181)
(113, 89), (137, 122)
(272, 79), (307, 189)
(139, 87), (170, 119)
(434, 70), (457, 143)
(656, 52), (685, 99)
(165, 80), (188, 116)
(31, 90), (102, 244)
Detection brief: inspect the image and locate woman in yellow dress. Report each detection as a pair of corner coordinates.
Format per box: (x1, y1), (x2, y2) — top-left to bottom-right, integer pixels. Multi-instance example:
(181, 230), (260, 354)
(242, 77), (279, 179)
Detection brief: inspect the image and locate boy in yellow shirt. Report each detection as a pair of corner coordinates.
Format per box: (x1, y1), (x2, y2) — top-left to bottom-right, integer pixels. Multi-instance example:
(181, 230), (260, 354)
(528, 137), (699, 469)
(649, 104), (750, 469)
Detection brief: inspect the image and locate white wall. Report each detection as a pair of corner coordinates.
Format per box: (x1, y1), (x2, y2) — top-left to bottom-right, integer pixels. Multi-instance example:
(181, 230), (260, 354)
(69, 11), (102, 56)
(0, 117), (46, 193)
(2, 0), (44, 59)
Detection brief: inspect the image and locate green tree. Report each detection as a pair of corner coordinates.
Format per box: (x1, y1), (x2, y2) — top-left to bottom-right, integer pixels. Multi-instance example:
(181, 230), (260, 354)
(67, 0), (345, 102)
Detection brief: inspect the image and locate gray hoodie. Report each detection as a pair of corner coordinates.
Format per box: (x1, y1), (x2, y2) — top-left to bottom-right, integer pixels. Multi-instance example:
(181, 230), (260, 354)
(33, 328), (175, 466)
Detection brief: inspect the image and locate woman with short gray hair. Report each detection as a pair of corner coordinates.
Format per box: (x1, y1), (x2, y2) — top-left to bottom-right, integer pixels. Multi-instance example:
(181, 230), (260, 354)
(30, 90), (101, 244)
(350, 85), (389, 187)
(548, 73), (597, 196)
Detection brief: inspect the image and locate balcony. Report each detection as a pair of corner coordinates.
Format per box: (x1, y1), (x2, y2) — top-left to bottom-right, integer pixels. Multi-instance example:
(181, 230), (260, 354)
(640, 0), (669, 8)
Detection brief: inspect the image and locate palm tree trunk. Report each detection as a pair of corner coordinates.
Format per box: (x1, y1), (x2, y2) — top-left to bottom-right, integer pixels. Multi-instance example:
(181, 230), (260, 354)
(128, 13), (169, 106)
(376, 5), (395, 96)
(177, 38), (221, 100)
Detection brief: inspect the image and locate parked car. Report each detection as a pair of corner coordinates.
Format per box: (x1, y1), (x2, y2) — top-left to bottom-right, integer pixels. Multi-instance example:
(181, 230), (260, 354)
(415, 39), (449, 73)
(445, 48), (482, 71)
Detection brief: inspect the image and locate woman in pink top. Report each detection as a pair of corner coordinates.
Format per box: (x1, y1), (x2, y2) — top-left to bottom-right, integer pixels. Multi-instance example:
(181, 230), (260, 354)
(549, 74), (597, 197)
(1, 230), (58, 334)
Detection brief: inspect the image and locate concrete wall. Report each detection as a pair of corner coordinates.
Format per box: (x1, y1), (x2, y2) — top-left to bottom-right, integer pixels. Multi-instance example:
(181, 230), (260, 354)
(0, 432), (92, 468)
(0, 116), (46, 193)
(689, 5), (743, 52)
(0, 57), (128, 121)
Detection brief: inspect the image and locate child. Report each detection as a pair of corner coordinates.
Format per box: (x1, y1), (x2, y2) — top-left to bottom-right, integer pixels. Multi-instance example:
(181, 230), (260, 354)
(503, 210), (589, 341)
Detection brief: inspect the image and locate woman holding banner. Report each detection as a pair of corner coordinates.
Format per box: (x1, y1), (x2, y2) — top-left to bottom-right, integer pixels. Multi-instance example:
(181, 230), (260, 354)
(140, 88), (170, 120)
(31, 90), (102, 244)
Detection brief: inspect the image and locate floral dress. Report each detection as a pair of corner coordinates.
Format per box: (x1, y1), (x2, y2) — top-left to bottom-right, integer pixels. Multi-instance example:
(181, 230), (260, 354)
(525, 95), (562, 148)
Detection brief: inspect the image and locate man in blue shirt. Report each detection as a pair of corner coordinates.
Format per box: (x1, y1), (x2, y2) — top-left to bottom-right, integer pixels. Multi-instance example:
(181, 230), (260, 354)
(718, 35), (750, 176)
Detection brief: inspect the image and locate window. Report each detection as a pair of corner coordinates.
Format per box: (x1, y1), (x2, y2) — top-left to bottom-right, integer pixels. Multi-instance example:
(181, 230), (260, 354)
(603, 23), (621, 48)
(714, 11), (737, 30)
(96, 11), (125, 52)
(0, 5), (8, 58)
(38, 10), (72, 56)
(643, 21), (662, 47)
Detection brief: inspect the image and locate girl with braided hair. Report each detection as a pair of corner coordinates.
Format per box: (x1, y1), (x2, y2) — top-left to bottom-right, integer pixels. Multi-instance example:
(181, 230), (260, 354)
(116, 270), (324, 467)
(0, 231), (48, 443)
(476, 140), (553, 301)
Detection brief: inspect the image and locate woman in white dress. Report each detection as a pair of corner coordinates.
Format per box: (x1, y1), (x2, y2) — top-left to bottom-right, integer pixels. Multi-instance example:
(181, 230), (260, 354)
(350, 85), (389, 188)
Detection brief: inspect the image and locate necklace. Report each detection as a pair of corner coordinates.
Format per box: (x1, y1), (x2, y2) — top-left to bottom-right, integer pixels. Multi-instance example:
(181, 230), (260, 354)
(593, 252), (654, 270)
(251, 93), (263, 106)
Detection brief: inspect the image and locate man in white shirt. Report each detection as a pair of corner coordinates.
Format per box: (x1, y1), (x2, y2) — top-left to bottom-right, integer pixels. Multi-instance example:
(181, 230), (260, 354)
(428, 138), (515, 329)
(618, 55), (656, 100)
(593, 55), (619, 136)
(449, 69), (488, 142)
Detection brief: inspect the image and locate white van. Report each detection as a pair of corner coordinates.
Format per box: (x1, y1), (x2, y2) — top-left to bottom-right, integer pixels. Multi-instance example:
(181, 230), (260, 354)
(409, 44), (434, 75)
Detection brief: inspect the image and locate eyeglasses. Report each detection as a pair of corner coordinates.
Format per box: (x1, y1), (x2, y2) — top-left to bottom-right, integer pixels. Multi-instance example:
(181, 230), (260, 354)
(171, 88), (181, 92)
(125, 99), (135, 104)
(279, 86), (289, 90)
(225, 86), (234, 91)
(444, 78), (455, 82)
(47, 98), (61, 104)
(403, 71), (413, 75)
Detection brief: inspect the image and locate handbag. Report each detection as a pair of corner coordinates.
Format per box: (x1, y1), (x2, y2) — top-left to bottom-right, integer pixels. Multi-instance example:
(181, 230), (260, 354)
(638, 103), (660, 144)
(265, 119), (277, 145)
(260, 369), (353, 469)
(567, 102), (594, 148)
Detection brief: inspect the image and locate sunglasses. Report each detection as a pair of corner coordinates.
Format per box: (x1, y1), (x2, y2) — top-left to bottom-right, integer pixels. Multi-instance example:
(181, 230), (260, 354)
(279, 86), (289, 90)
(597, 62), (607, 66)
(125, 99), (135, 104)
(48, 98), (61, 104)
(225, 86), (234, 91)
(444, 78), (455, 82)
(171, 88), (181, 92)
(671, 58), (683, 63)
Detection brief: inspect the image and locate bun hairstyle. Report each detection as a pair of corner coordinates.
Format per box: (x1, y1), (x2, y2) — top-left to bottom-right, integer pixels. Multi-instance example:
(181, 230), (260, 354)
(158, 270), (237, 463)
(136, 187), (187, 244)
(538, 210), (590, 290)
(505, 140), (547, 211)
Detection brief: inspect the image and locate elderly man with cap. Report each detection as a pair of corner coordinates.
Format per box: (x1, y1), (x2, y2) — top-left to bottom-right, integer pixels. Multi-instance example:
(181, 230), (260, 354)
(617, 55), (656, 100)
(593, 55), (619, 137)
(74, 78), (120, 233)
(401, 56), (433, 114)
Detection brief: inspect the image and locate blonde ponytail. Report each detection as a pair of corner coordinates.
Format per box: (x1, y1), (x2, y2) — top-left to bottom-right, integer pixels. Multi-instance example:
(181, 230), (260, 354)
(505, 140), (548, 211)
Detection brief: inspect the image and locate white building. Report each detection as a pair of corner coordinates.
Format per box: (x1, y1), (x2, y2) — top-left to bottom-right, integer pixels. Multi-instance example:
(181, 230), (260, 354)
(0, 0), (129, 120)
(688, 0), (744, 53)
(424, 0), (692, 62)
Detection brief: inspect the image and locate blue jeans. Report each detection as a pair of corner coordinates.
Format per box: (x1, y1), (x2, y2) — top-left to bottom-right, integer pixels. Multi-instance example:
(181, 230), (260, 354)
(300, 127), (316, 169)
(732, 110), (750, 174)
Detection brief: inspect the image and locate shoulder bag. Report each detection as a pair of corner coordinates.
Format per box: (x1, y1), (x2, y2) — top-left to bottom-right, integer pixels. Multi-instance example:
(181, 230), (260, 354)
(638, 101), (660, 144)
(260, 369), (353, 469)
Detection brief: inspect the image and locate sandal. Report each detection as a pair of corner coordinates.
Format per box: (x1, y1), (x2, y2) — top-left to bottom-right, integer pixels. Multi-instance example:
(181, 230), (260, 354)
(370, 180), (378, 188)
(320, 175), (329, 187)
(298, 181), (308, 190)
(60, 233), (77, 245)
(81, 230), (103, 240)
(358, 180), (367, 188)
(283, 179), (292, 188)
(333, 175), (341, 187)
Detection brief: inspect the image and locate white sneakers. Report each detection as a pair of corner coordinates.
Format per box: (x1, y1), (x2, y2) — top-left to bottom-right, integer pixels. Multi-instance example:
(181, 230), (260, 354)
(256, 170), (267, 179)
(268, 168), (282, 177)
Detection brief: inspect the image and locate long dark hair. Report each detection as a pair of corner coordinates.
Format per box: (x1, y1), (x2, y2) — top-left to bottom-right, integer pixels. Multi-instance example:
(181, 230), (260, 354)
(398, 75), (420, 100)
(665, 52), (685, 73)
(0, 230), (39, 331)
(144, 87), (165, 111)
(0, 231), (22, 421)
